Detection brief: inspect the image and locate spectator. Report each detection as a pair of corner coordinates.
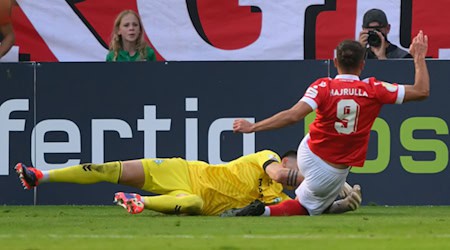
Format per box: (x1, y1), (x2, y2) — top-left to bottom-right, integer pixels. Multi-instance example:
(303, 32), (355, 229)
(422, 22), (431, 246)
(359, 8), (411, 59)
(0, 0), (15, 59)
(106, 10), (156, 62)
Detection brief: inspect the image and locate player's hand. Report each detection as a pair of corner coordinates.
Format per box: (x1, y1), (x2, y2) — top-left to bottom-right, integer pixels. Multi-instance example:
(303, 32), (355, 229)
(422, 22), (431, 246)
(409, 30), (428, 60)
(233, 119), (254, 133)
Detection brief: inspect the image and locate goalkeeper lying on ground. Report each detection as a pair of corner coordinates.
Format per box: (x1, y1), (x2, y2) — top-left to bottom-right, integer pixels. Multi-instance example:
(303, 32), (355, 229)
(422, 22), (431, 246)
(15, 150), (361, 216)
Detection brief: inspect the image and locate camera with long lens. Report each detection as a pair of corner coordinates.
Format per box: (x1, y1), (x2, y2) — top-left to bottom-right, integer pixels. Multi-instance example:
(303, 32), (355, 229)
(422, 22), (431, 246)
(367, 30), (382, 47)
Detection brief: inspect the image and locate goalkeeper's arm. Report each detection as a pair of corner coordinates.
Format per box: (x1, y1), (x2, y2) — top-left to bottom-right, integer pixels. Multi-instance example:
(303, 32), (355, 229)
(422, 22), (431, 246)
(264, 161), (304, 189)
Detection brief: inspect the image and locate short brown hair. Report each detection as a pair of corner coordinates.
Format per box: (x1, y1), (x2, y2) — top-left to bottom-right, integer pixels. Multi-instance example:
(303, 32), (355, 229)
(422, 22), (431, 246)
(336, 40), (365, 71)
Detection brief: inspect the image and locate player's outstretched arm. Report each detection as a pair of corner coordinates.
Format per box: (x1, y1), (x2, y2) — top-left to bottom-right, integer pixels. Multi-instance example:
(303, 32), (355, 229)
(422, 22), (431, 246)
(403, 30), (430, 103)
(233, 101), (313, 133)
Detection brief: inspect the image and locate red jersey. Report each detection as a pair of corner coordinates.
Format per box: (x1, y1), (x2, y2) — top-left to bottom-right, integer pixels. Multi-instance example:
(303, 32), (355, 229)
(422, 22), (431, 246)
(0, 0), (11, 25)
(301, 74), (405, 167)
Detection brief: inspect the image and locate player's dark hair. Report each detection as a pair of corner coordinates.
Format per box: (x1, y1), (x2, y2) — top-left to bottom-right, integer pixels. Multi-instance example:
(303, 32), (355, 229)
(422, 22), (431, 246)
(281, 150), (297, 160)
(336, 40), (365, 71)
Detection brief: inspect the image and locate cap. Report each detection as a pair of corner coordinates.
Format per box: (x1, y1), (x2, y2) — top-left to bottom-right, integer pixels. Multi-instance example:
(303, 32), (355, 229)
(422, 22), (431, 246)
(363, 9), (388, 28)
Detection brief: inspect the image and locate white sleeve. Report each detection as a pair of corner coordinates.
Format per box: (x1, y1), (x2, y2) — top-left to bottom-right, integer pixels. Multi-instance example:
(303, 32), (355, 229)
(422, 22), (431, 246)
(300, 96), (317, 110)
(396, 85), (405, 104)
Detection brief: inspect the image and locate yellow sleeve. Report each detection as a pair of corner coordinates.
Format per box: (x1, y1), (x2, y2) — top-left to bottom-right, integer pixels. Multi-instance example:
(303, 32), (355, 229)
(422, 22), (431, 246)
(254, 150), (281, 170)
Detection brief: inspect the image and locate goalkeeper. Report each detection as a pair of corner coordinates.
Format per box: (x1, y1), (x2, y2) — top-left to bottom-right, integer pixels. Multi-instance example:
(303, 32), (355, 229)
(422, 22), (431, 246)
(15, 150), (361, 216)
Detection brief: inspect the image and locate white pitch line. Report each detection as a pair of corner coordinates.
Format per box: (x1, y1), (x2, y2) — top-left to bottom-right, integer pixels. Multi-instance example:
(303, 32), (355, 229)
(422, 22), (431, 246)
(1, 234), (450, 240)
(242, 234), (450, 239)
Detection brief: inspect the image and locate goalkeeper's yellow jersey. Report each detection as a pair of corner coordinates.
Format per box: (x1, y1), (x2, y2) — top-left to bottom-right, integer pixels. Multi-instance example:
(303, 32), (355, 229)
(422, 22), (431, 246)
(187, 150), (291, 215)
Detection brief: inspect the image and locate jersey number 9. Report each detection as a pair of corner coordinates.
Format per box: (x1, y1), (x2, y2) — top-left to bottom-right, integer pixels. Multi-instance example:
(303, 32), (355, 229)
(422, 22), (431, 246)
(334, 99), (360, 134)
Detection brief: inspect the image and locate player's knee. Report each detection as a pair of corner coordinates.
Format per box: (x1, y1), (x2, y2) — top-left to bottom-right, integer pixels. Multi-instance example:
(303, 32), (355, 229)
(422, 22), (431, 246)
(183, 195), (204, 215)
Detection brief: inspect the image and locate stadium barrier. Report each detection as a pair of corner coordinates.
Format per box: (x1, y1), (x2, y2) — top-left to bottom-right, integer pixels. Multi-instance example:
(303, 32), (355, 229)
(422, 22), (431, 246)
(0, 60), (448, 205)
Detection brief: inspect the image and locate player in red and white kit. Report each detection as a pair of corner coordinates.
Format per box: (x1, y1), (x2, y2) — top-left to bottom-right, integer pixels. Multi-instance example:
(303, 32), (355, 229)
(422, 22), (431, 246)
(228, 31), (429, 216)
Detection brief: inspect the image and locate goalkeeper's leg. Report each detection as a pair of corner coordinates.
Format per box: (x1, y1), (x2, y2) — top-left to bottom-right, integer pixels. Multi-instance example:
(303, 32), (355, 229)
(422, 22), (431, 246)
(115, 191), (204, 215)
(16, 160), (145, 189)
(142, 193), (204, 215)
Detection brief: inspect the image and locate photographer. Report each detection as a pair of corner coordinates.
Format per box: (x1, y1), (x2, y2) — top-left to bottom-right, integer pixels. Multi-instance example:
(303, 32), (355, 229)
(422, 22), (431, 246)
(359, 8), (411, 59)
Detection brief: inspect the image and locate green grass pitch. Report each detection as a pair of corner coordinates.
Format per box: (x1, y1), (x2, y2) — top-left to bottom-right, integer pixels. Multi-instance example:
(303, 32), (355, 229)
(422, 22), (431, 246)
(1, 205), (449, 250)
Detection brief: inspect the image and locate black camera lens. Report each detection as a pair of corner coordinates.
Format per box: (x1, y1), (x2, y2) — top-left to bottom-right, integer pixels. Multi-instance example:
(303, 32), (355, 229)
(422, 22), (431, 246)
(367, 31), (381, 47)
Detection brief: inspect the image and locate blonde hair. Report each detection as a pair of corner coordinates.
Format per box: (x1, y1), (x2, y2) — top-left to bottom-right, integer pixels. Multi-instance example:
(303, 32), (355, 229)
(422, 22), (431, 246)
(109, 10), (148, 61)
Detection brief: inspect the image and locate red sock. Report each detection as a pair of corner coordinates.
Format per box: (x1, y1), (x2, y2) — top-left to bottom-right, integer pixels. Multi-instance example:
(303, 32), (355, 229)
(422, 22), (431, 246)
(268, 199), (309, 216)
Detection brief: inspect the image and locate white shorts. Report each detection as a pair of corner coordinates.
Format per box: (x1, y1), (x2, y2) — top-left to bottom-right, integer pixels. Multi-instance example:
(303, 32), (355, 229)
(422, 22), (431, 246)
(295, 134), (350, 215)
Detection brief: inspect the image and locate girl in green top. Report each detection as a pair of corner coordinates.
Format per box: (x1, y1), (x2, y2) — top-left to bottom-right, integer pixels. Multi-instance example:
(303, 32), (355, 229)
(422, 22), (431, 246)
(106, 10), (156, 62)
